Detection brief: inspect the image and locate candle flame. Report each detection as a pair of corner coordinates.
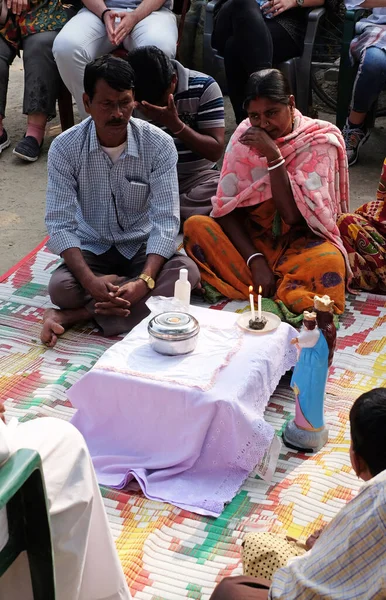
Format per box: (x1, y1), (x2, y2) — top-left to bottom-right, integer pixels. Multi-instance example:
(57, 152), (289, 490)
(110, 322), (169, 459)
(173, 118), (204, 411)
(249, 286), (253, 294)
(258, 286), (262, 294)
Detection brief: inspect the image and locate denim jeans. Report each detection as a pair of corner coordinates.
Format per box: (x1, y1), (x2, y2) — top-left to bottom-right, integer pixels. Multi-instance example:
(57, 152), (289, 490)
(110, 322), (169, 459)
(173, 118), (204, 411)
(352, 45), (386, 113)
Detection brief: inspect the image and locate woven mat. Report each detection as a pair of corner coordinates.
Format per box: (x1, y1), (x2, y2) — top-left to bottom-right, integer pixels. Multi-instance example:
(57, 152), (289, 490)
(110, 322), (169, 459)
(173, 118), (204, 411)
(1, 245), (385, 599)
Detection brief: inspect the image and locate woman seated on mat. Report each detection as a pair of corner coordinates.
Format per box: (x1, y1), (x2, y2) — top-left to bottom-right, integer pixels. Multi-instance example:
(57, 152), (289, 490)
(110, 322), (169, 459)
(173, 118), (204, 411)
(342, 0), (386, 166)
(337, 157), (386, 292)
(209, 387), (386, 599)
(0, 0), (71, 162)
(211, 0), (327, 124)
(183, 69), (351, 319)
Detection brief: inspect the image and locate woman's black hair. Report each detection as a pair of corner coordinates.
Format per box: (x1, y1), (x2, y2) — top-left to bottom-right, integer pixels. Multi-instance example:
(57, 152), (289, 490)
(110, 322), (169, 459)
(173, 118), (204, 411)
(126, 46), (176, 105)
(84, 55), (135, 101)
(350, 387), (386, 477)
(243, 69), (291, 111)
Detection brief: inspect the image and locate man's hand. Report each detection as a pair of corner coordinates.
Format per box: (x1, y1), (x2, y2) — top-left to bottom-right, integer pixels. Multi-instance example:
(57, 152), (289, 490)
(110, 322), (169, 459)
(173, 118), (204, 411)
(94, 279), (148, 316)
(262, 0), (297, 17)
(250, 256), (276, 298)
(291, 337), (299, 345)
(116, 279), (148, 306)
(0, 403), (5, 424)
(7, 0), (29, 14)
(305, 527), (325, 550)
(136, 95), (182, 134)
(239, 127), (280, 162)
(110, 11), (138, 46)
(85, 274), (128, 306)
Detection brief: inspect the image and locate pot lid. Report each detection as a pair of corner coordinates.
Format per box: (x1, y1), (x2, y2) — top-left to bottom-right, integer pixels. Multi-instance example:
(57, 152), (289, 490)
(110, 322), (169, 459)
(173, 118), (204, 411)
(148, 312), (199, 340)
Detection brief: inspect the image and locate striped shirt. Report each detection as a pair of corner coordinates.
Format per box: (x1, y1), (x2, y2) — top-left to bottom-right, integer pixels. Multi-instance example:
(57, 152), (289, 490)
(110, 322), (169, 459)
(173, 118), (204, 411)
(46, 117), (179, 260)
(270, 469), (386, 599)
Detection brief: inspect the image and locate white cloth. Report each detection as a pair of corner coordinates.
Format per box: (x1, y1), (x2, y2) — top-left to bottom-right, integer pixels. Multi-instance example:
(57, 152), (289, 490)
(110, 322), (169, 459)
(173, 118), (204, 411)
(53, 7), (178, 119)
(69, 307), (297, 516)
(96, 322), (243, 390)
(0, 418), (131, 600)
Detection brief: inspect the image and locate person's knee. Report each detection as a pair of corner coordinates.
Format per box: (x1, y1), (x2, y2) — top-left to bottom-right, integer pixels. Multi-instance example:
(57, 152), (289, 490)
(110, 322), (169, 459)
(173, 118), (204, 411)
(361, 47), (386, 78)
(183, 215), (212, 238)
(48, 269), (83, 308)
(53, 26), (82, 66)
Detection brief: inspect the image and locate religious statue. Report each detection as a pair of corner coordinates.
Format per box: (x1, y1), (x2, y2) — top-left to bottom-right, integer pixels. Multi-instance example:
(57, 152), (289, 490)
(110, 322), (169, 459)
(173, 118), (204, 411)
(283, 295), (337, 453)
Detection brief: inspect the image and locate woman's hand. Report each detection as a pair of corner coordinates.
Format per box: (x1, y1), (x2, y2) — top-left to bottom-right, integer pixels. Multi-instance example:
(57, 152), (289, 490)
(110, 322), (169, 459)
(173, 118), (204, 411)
(7, 0), (29, 14)
(239, 127), (280, 162)
(250, 256), (277, 298)
(262, 0), (297, 17)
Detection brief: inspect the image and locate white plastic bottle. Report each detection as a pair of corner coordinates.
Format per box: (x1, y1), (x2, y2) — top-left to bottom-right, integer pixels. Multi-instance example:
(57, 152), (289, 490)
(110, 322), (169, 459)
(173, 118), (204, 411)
(174, 268), (191, 308)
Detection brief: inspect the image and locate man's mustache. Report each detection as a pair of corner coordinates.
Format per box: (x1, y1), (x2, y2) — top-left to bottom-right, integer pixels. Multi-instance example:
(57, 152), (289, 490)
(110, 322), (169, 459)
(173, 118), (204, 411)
(106, 119), (126, 126)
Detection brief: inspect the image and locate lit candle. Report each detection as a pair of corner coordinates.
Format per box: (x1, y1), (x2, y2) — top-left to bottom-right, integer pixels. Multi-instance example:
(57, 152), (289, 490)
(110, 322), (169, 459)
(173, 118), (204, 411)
(249, 285), (256, 321)
(258, 285), (262, 320)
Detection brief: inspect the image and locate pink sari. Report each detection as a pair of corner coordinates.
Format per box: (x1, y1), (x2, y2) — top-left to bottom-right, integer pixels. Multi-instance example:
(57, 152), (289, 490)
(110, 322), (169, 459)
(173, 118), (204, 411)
(211, 111), (352, 282)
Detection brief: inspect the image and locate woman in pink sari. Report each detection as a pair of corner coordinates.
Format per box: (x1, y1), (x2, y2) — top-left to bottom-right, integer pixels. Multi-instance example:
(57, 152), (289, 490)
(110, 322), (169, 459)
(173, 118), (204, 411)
(183, 69), (351, 318)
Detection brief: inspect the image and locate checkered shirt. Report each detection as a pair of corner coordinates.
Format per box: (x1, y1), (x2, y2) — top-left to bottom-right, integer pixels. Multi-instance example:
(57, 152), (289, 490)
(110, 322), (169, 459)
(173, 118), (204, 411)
(46, 117), (179, 260)
(270, 468), (386, 599)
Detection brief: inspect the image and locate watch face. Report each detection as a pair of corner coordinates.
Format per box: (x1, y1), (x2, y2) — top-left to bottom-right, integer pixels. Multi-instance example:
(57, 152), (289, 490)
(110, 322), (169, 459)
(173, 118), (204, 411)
(148, 279), (155, 290)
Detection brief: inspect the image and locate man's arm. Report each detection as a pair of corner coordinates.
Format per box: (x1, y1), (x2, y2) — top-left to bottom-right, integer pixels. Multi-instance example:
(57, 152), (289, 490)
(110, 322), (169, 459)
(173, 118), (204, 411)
(138, 78), (225, 162)
(146, 134), (180, 258)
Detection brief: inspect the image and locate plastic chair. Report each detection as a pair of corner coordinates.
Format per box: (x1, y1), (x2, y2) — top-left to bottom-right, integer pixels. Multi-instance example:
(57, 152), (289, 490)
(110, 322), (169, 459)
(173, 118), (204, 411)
(0, 448), (56, 599)
(335, 8), (365, 130)
(203, 2), (325, 116)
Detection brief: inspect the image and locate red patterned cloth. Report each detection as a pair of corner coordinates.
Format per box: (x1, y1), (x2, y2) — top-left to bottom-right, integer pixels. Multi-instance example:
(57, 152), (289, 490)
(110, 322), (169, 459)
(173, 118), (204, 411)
(337, 159), (386, 292)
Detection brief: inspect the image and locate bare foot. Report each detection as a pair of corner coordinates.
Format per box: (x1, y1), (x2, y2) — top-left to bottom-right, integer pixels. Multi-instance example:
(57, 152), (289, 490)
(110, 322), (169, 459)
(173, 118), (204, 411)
(41, 307), (90, 348)
(41, 309), (65, 347)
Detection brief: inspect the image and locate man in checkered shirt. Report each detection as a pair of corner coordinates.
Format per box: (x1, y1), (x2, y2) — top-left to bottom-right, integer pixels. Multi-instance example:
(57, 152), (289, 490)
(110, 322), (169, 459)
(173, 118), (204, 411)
(41, 54), (199, 347)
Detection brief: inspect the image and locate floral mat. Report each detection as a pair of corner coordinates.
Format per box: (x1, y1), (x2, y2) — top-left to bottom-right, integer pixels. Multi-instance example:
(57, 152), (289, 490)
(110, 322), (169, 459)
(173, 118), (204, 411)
(0, 244), (385, 599)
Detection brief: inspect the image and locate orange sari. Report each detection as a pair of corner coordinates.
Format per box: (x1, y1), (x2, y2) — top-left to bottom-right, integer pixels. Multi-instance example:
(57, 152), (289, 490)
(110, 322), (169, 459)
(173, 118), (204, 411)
(184, 200), (346, 315)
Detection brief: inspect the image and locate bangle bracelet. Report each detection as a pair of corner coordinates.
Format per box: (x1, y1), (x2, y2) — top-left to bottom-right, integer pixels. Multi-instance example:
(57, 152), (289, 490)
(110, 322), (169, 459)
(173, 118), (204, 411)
(101, 8), (111, 23)
(171, 123), (185, 136)
(267, 154), (283, 166)
(246, 252), (264, 267)
(267, 158), (285, 171)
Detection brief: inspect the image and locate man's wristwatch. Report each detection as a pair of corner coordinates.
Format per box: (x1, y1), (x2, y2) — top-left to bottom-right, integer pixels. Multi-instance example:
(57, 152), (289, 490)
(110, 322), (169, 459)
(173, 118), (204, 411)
(137, 273), (155, 290)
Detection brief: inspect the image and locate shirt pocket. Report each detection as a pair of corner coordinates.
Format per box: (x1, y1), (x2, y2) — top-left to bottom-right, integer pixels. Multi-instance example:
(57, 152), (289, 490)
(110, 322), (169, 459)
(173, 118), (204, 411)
(121, 180), (150, 213)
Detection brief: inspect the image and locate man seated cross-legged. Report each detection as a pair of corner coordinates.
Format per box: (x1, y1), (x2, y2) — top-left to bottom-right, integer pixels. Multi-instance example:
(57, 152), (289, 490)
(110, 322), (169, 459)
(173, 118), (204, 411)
(126, 45), (225, 223)
(41, 54), (199, 347)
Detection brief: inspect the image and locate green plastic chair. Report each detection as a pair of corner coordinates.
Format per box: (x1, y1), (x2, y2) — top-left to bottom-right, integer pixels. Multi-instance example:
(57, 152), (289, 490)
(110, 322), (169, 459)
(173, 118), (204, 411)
(0, 448), (56, 599)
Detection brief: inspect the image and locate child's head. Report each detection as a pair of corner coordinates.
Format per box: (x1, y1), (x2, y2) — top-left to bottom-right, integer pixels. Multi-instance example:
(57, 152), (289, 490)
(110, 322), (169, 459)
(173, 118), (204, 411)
(350, 387), (386, 480)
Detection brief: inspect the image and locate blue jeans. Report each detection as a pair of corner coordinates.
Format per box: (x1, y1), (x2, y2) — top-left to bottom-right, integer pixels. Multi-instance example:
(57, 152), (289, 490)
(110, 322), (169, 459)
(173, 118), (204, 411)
(352, 45), (386, 114)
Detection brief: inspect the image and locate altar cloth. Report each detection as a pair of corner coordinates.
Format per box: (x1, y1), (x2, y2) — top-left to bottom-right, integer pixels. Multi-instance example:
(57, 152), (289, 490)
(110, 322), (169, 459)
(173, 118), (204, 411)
(69, 307), (297, 516)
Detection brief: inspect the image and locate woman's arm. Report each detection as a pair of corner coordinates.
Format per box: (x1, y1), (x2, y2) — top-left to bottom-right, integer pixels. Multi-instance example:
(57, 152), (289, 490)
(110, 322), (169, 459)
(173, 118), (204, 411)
(356, 0), (386, 7)
(217, 211), (277, 297)
(239, 128), (303, 226)
(263, 0), (324, 18)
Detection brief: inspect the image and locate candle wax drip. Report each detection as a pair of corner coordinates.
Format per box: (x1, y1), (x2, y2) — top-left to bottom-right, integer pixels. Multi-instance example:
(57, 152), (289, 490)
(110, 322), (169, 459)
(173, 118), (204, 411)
(249, 316), (268, 330)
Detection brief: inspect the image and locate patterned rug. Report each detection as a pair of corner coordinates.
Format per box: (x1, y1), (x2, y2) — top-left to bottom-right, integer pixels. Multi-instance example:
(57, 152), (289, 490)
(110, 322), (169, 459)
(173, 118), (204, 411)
(1, 244), (385, 599)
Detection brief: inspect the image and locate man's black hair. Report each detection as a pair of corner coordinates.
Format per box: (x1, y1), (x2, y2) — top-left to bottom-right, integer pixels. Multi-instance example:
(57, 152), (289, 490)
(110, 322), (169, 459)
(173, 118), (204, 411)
(84, 55), (135, 101)
(350, 387), (386, 476)
(126, 46), (175, 105)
